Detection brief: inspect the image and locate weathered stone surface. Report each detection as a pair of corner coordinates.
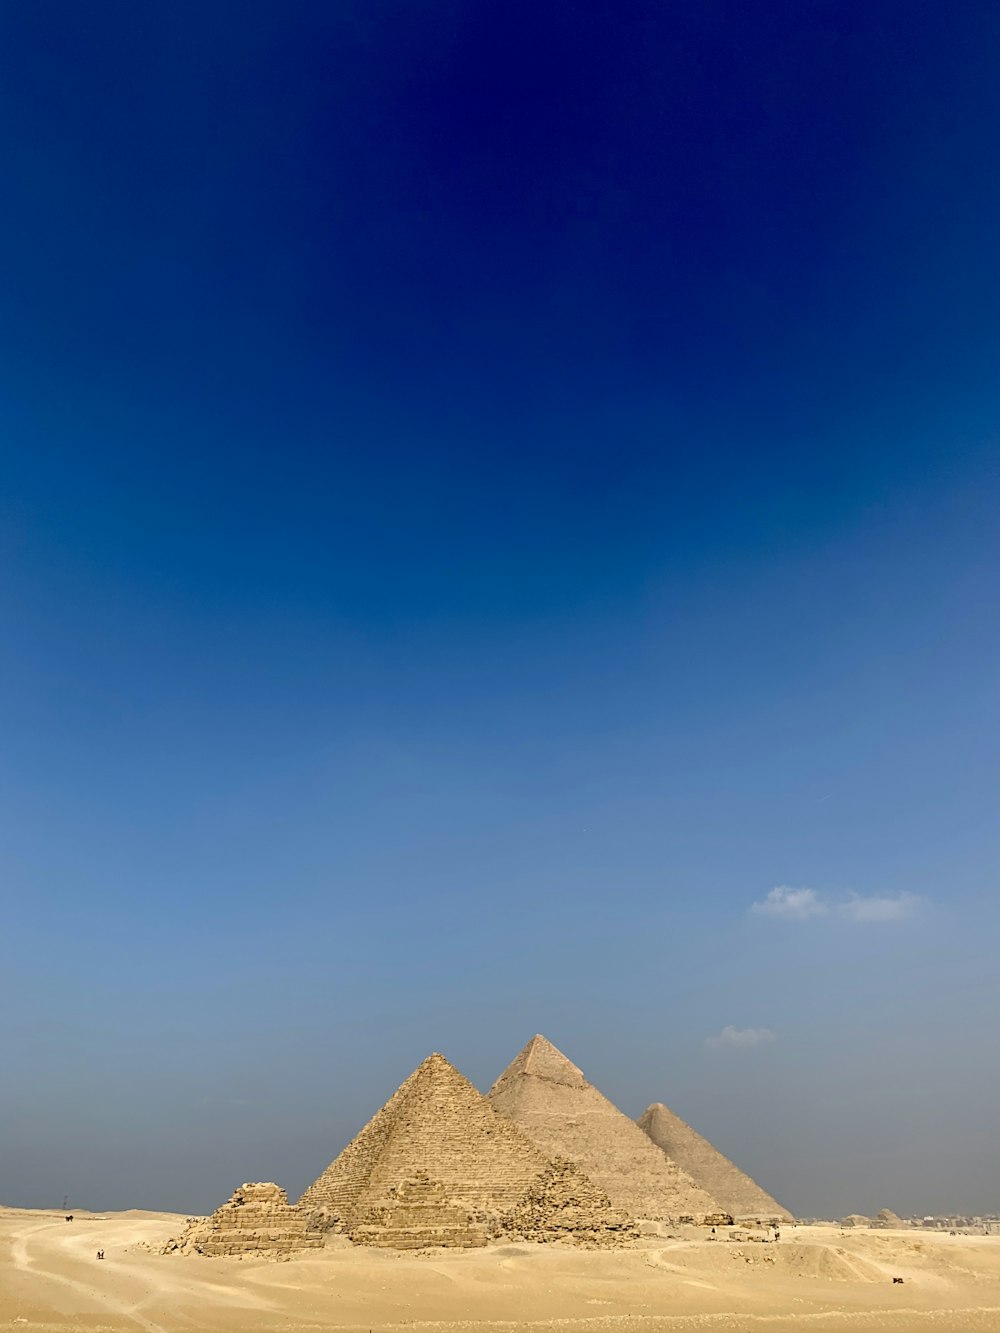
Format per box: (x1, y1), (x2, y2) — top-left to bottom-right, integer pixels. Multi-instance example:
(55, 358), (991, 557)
(488, 1036), (719, 1222)
(498, 1157), (638, 1247)
(164, 1183), (323, 1258)
(349, 1172), (488, 1249)
(637, 1102), (791, 1221)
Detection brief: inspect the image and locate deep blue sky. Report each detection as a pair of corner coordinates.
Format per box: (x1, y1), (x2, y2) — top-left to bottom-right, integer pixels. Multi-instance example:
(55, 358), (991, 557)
(1, 1), (998, 1219)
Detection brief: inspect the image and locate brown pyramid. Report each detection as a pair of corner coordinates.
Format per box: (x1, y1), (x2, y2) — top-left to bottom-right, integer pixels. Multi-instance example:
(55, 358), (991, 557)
(637, 1102), (791, 1220)
(487, 1035), (719, 1221)
(299, 1051), (633, 1246)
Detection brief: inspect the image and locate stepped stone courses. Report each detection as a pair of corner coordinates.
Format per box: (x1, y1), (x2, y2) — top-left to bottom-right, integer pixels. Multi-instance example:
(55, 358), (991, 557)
(637, 1102), (790, 1220)
(350, 1172), (487, 1249)
(487, 1036), (719, 1222)
(165, 1183), (322, 1258)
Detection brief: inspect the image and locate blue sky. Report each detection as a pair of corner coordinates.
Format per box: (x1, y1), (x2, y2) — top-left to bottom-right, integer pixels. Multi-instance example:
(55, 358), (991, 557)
(1, 1), (998, 1219)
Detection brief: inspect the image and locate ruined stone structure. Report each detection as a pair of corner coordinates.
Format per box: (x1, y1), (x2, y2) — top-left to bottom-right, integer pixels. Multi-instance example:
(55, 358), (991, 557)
(165, 1182), (323, 1258)
(637, 1102), (790, 1220)
(498, 1157), (637, 1246)
(487, 1035), (719, 1221)
(349, 1172), (488, 1249)
(299, 1051), (637, 1248)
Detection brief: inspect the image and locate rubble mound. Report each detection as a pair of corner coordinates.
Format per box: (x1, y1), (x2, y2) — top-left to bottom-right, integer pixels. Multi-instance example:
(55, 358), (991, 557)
(873, 1207), (906, 1229)
(488, 1036), (718, 1221)
(840, 1213), (871, 1228)
(499, 1157), (638, 1247)
(165, 1183), (323, 1258)
(349, 1172), (487, 1249)
(637, 1102), (790, 1220)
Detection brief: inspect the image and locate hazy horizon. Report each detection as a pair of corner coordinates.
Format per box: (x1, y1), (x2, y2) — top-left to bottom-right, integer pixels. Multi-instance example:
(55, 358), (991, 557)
(2, 1), (998, 1223)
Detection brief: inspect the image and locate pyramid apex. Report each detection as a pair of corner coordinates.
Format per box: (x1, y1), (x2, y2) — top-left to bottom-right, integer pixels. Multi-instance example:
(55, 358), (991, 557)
(416, 1051), (460, 1074)
(490, 1033), (588, 1093)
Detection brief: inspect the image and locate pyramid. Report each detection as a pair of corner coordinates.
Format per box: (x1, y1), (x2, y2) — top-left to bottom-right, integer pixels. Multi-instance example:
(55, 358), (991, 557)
(299, 1053), (549, 1232)
(499, 1157), (637, 1246)
(299, 1051), (632, 1246)
(637, 1102), (791, 1220)
(487, 1035), (719, 1221)
(165, 1182), (323, 1258)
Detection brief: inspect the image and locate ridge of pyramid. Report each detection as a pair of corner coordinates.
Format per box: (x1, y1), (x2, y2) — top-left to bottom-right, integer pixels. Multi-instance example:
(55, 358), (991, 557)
(487, 1036), (720, 1221)
(637, 1102), (791, 1220)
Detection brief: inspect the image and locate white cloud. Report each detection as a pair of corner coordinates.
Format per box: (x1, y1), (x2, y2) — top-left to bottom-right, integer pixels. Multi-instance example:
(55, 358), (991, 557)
(706, 1025), (776, 1050)
(751, 885), (828, 919)
(839, 892), (922, 923)
(751, 885), (926, 924)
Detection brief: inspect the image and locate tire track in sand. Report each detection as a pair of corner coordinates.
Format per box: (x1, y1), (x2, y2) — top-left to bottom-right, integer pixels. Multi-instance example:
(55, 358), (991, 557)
(11, 1219), (169, 1333)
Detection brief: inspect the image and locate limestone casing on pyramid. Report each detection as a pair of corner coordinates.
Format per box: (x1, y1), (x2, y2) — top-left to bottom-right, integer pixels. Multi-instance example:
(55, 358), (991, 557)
(637, 1102), (791, 1221)
(165, 1182), (323, 1258)
(487, 1035), (720, 1221)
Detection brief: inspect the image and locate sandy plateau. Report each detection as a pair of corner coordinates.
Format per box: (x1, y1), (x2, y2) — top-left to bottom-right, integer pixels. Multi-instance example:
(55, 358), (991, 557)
(3, 1206), (1000, 1333)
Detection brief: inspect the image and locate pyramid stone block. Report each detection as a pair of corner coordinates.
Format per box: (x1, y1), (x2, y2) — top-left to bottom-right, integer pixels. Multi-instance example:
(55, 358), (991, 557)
(637, 1102), (791, 1221)
(487, 1035), (719, 1221)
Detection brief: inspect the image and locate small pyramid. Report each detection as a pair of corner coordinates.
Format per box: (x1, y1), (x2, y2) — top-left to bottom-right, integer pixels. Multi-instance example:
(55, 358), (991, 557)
(499, 1157), (637, 1247)
(348, 1171), (489, 1249)
(165, 1182), (323, 1258)
(487, 1036), (719, 1221)
(637, 1103), (791, 1220)
(301, 1051), (631, 1245)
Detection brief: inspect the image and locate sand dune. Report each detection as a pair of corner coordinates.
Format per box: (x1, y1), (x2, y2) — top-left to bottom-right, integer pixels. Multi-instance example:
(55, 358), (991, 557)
(3, 1206), (999, 1332)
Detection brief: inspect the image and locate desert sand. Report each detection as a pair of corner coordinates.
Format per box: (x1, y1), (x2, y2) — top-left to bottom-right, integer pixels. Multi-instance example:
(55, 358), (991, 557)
(3, 1206), (1000, 1333)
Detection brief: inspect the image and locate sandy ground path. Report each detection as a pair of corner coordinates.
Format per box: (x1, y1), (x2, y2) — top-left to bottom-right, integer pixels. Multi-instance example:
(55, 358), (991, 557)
(8, 1215), (171, 1332)
(2, 1210), (999, 1332)
(2, 1210), (279, 1332)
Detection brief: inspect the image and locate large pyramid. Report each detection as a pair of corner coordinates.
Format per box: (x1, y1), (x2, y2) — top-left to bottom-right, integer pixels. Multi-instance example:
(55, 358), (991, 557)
(299, 1051), (632, 1246)
(637, 1102), (791, 1220)
(487, 1035), (719, 1221)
